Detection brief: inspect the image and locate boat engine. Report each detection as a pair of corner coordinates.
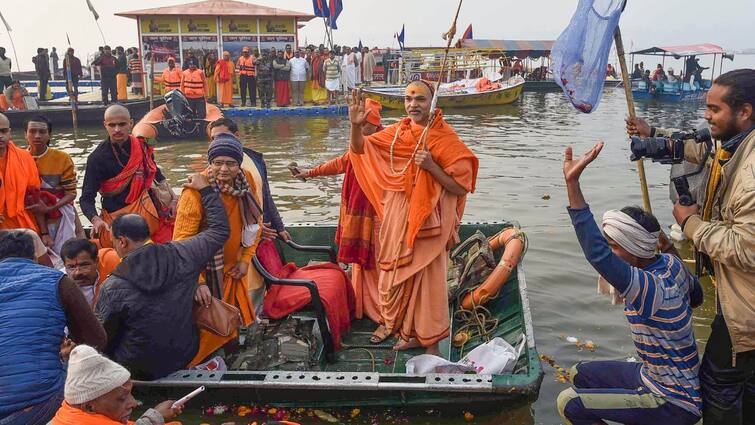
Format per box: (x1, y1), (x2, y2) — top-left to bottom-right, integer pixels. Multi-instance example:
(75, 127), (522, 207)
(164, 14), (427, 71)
(163, 89), (201, 138)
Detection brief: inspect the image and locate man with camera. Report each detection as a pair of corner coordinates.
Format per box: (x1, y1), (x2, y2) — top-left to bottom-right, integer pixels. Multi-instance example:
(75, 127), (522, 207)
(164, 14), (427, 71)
(627, 68), (755, 424)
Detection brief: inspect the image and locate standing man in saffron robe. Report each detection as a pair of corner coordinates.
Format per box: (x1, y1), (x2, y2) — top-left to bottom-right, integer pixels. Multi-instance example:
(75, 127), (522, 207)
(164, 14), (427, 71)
(215, 51), (235, 107)
(0, 113), (51, 242)
(347, 82), (479, 354)
(79, 105), (176, 249)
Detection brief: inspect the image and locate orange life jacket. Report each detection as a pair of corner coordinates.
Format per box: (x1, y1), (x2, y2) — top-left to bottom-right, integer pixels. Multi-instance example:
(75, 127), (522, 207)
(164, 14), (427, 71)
(237, 56), (255, 76)
(181, 69), (206, 98)
(162, 67), (182, 90)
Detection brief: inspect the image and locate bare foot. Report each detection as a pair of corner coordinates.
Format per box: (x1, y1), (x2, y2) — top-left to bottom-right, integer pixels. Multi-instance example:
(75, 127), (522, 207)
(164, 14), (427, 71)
(425, 344), (441, 356)
(393, 338), (422, 351)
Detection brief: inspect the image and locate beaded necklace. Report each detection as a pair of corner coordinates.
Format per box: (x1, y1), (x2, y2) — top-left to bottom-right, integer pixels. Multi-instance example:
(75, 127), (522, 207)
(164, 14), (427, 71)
(389, 121), (430, 175)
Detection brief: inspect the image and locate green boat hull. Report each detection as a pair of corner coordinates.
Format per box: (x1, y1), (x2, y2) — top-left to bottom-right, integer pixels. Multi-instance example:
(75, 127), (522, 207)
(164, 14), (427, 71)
(133, 221), (543, 409)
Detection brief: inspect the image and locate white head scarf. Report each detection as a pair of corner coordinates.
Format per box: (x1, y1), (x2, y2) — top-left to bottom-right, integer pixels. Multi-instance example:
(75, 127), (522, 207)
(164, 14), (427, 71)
(602, 209), (660, 259)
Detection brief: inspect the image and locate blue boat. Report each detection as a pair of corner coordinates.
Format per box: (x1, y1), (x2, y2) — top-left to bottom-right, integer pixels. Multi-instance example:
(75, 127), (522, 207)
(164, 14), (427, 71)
(628, 43), (734, 102)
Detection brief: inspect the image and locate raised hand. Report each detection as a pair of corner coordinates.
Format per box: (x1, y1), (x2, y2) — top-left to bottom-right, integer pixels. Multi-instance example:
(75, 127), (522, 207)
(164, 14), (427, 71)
(563, 142), (604, 183)
(348, 88), (367, 127)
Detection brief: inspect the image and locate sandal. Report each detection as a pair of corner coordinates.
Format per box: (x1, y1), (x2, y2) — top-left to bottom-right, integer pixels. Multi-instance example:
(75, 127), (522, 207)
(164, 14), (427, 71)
(370, 325), (392, 344)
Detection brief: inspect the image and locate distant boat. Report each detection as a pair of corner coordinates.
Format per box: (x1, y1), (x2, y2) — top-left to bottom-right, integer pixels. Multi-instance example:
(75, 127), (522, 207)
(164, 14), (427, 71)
(3, 98), (159, 128)
(629, 43), (732, 102)
(362, 76), (525, 109)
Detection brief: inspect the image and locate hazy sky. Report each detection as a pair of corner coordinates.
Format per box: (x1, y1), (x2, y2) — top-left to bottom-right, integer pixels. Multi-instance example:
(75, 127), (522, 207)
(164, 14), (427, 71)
(1, 0), (752, 72)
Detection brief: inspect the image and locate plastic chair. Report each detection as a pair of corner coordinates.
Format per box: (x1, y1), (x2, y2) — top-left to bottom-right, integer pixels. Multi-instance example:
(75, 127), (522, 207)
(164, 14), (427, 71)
(252, 238), (339, 361)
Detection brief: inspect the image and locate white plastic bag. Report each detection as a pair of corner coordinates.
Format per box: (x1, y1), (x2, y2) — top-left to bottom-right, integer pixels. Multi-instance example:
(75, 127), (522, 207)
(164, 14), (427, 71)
(405, 336), (525, 375)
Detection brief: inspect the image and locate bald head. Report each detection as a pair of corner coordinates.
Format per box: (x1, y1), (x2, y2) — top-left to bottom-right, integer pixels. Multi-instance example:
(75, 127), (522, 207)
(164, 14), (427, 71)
(111, 214), (150, 257)
(104, 104), (131, 121)
(0, 113), (10, 147)
(103, 104), (133, 144)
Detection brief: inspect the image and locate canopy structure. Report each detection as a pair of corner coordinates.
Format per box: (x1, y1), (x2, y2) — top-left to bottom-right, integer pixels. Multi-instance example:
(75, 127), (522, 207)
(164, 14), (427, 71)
(116, 0), (314, 20)
(115, 0), (314, 81)
(460, 39), (555, 58)
(630, 43), (727, 57)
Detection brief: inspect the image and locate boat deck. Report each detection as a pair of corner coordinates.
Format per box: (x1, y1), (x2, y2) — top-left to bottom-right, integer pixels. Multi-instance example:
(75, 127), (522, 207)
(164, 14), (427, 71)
(134, 222), (542, 409)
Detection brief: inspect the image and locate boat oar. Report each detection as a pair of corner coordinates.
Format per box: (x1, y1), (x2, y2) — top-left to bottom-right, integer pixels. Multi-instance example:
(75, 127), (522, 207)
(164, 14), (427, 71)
(614, 25), (652, 213)
(64, 48), (79, 133)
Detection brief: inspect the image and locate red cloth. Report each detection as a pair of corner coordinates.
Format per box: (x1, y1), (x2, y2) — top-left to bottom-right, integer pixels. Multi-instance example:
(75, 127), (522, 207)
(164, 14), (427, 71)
(275, 80), (290, 106)
(99, 136), (157, 204)
(259, 240), (355, 349)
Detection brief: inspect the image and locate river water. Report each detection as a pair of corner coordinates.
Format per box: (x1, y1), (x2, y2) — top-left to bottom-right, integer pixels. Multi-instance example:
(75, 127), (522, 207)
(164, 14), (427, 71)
(10, 88), (717, 424)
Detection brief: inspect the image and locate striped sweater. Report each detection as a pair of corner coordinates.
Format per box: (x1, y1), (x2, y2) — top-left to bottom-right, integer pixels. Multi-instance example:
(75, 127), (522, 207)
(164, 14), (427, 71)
(569, 206), (703, 415)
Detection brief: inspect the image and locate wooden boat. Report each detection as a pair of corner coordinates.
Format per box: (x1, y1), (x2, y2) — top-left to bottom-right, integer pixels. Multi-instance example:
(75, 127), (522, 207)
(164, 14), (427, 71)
(133, 221), (543, 410)
(3, 98), (161, 128)
(362, 80), (524, 110)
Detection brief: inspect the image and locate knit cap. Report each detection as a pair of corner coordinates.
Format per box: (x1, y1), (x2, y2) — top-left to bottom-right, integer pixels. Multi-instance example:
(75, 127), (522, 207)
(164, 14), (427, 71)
(64, 345), (131, 404)
(208, 132), (244, 165)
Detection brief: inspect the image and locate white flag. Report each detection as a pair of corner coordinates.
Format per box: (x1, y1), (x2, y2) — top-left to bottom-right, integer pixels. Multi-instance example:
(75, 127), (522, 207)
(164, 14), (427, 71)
(86, 0), (100, 21)
(0, 11), (12, 32)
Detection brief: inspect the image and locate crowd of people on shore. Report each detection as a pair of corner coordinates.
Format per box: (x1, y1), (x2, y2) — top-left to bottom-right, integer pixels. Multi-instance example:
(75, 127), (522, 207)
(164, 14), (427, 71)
(0, 53), (753, 425)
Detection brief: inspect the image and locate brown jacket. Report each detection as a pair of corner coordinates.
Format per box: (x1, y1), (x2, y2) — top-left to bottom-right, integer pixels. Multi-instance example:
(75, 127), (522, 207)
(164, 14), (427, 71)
(677, 128), (755, 353)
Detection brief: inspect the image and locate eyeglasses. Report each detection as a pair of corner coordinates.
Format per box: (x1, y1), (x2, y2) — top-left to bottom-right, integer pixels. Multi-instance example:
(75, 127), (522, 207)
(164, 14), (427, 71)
(210, 160), (240, 169)
(64, 262), (95, 272)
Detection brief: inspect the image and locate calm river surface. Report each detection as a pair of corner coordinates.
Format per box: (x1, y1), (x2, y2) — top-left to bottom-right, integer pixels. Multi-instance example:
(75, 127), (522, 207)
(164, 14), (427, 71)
(11, 89), (717, 424)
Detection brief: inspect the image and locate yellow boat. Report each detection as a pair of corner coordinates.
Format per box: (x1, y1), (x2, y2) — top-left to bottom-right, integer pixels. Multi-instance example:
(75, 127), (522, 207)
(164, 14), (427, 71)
(362, 79), (524, 110)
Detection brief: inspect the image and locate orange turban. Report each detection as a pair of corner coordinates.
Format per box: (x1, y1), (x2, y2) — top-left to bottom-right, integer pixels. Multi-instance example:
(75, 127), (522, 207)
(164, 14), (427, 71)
(364, 98), (382, 127)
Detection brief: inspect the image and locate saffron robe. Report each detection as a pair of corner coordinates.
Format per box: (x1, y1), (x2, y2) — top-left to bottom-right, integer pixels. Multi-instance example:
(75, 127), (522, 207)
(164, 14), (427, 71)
(214, 59), (235, 106)
(0, 142), (41, 232)
(349, 112), (478, 345)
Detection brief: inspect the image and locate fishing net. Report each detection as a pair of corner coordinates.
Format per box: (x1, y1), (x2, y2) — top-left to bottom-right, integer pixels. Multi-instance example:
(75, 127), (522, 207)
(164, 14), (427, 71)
(551, 0), (625, 113)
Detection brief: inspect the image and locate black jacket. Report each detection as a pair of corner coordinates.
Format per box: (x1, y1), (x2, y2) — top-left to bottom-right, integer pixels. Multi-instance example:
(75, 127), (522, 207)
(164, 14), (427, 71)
(95, 187), (229, 380)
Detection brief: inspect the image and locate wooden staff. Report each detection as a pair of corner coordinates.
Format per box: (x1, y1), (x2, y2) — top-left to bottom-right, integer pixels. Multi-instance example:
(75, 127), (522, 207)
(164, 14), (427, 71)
(385, 0), (464, 303)
(64, 52), (79, 132)
(614, 26), (652, 213)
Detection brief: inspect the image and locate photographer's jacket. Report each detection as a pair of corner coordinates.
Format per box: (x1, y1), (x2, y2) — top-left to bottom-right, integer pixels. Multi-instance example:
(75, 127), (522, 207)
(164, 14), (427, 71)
(670, 127), (755, 353)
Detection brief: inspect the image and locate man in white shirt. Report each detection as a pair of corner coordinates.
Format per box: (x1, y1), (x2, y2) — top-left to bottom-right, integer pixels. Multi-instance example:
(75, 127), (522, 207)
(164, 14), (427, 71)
(289, 49), (309, 106)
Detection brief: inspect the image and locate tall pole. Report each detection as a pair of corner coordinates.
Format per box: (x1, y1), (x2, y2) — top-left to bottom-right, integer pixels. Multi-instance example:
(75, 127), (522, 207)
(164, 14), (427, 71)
(614, 26), (652, 213)
(64, 52), (78, 132)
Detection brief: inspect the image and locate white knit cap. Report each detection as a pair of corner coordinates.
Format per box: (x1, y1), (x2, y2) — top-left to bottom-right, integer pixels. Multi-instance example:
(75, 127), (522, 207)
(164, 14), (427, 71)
(602, 209), (660, 259)
(64, 345), (131, 404)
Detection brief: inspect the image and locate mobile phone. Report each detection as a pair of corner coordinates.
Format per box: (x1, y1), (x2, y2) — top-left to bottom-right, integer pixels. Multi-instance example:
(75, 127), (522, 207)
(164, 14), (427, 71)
(171, 386), (205, 409)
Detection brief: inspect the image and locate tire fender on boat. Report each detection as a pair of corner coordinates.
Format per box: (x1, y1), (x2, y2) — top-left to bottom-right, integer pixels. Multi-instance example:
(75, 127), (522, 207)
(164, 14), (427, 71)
(460, 227), (524, 310)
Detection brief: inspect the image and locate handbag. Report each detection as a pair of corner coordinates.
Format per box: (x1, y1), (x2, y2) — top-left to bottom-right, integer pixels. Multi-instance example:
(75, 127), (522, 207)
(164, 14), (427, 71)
(193, 297), (242, 337)
(150, 179), (176, 213)
(447, 231), (496, 301)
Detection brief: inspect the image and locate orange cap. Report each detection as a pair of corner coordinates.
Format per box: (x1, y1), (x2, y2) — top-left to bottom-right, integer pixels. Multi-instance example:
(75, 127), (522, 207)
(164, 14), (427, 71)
(364, 98), (382, 127)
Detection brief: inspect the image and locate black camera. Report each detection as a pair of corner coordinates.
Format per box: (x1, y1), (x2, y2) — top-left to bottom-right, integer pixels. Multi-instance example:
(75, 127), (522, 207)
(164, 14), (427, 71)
(629, 128), (711, 164)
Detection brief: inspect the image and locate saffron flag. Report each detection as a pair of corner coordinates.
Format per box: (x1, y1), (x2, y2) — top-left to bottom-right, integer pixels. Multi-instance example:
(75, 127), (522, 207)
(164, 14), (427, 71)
(86, 0), (100, 21)
(312, 0), (329, 18)
(551, 0), (625, 113)
(397, 24), (405, 50)
(328, 0), (343, 29)
(0, 11), (11, 32)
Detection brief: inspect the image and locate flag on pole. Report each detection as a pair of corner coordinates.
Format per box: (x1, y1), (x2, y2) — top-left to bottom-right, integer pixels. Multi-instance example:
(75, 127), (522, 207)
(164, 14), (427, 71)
(358, 40), (363, 51)
(455, 24), (473, 48)
(86, 0), (100, 21)
(0, 11), (11, 32)
(312, 0), (329, 18)
(327, 0), (343, 29)
(551, 0), (625, 113)
(397, 24), (405, 50)
(66, 33), (71, 46)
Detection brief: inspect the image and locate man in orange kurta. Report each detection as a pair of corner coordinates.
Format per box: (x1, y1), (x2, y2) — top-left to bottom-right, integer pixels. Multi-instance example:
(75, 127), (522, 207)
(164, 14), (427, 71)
(215, 51), (235, 107)
(173, 133), (263, 366)
(347, 83), (479, 354)
(0, 113), (50, 238)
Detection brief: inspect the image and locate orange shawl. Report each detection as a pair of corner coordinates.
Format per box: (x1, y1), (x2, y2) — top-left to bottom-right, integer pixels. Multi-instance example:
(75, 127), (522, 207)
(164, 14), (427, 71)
(51, 401), (134, 425)
(349, 110), (478, 248)
(0, 141), (41, 229)
(99, 136), (157, 204)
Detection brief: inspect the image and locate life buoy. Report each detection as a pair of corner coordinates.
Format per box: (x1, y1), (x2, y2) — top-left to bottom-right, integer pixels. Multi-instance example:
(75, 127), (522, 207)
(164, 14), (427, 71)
(460, 227), (524, 310)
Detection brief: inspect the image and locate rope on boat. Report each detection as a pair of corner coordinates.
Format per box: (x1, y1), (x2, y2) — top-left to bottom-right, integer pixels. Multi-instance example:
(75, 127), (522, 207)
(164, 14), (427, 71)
(452, 229), (529, 358)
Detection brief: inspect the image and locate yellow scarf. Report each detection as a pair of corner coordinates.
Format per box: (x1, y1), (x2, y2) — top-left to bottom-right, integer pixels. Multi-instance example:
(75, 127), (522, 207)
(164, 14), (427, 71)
(702, 148), (732, 221)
